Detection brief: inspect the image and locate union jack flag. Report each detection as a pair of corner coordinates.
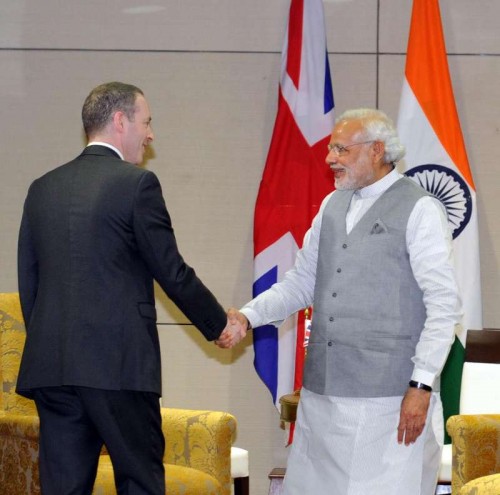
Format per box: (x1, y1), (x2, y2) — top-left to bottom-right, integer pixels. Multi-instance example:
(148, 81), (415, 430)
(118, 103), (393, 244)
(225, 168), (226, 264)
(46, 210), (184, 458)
(253, 0), (335, 410)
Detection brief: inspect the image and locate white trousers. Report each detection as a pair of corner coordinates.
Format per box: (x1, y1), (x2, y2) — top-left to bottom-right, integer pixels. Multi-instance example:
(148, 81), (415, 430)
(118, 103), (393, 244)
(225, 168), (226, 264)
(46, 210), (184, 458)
(283, 388), (443, 495)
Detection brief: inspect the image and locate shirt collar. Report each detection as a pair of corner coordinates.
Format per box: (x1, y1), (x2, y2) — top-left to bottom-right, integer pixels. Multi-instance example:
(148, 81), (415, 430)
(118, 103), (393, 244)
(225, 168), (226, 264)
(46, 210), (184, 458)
(87, 142), (124, 160)
(355, 168), (402, 199)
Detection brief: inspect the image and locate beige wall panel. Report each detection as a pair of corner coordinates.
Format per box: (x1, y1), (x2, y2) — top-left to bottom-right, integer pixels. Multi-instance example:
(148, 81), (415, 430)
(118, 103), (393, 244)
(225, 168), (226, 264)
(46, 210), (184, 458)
(0, 50), (279, 309)
(1, 0), (376, 53)
(380, 0), (500, 55)
(446, 55), (500, 327)
(0, 0), (288, 52)
(0, 52), (89, 294)
(377, 54), (405, 122)
(324, 0), (377, 53)
(144, 51), (282, 323)
(329, 53), (377, 113)
(0, 49), (377, 320)
(379, 53), (500, 328)
(438, 0), (500, 55)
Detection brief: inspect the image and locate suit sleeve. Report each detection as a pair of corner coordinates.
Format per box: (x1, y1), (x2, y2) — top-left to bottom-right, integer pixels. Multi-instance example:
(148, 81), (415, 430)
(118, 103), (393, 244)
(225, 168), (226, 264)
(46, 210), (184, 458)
(132, 171), (227, 341)
(17, 192), (39, 329)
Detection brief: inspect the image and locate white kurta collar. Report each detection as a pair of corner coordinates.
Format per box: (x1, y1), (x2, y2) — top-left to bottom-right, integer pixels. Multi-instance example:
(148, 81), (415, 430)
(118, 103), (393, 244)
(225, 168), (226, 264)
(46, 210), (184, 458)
(354, 168), (401, 199)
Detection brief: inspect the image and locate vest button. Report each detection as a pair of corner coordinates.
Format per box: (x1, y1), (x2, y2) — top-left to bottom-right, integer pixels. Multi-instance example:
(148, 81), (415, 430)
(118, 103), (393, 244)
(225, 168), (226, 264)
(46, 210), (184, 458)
(329, 316), (334, 322)
(342, 243), (347, 249)
(328, 341), (333, 346)
(337, 268), (342, 273)
(332, 292), (337, 297)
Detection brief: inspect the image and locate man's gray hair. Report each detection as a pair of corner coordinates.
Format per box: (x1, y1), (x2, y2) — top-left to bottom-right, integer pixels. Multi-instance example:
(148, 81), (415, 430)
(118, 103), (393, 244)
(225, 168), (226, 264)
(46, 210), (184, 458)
(336, 108), (406, 164)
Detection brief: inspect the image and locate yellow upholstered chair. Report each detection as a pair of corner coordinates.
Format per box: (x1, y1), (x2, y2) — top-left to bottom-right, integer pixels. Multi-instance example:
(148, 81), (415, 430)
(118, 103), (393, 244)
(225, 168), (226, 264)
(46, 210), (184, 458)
(439, 329), (500, 489)
(459, 473), (500, 495)
(0, 292), (40, 494)
(94, 408), (236, 495)
(0, 293), (236, 494)
(446, 414), (500, 494)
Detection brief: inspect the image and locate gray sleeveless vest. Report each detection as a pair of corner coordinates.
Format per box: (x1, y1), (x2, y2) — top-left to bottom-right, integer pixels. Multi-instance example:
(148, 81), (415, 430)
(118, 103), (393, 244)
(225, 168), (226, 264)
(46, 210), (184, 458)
(303, 177), (431, 397)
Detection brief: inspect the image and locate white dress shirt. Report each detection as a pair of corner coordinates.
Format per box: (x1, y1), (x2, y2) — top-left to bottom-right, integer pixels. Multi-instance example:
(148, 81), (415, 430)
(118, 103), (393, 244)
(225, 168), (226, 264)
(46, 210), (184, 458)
(87, 141), (124, 160)
(242, 168), (462, 388)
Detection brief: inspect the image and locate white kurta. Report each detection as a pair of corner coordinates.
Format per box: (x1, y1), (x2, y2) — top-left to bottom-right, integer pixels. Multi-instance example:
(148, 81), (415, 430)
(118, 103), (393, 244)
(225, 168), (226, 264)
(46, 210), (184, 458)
(242, 170), (462, 494)
(283, 388), (443, 495)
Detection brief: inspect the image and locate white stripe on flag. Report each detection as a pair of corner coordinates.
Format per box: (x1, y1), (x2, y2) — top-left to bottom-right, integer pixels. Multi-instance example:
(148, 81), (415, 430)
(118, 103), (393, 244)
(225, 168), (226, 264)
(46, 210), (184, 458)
(397, 0), (482, 444)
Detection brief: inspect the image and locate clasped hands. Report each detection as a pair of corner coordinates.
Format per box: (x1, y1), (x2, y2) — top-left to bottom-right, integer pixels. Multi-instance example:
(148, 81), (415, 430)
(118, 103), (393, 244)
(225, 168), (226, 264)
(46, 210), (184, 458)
(215, 308), (249, 349)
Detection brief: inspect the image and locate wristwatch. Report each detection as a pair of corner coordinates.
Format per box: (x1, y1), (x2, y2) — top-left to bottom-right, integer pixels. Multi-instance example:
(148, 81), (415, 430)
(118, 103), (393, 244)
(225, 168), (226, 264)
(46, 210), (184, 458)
(409, 380), (432, 392)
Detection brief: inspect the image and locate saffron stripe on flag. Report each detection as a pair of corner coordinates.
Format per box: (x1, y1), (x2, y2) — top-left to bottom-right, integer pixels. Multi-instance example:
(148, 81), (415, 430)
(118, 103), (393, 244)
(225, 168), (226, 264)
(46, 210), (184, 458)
(397, 0), (482, 444)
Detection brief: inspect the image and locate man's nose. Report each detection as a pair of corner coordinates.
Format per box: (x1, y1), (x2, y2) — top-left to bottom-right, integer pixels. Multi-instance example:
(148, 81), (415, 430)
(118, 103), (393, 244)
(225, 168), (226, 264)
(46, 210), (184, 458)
(326, 150), (337, 165)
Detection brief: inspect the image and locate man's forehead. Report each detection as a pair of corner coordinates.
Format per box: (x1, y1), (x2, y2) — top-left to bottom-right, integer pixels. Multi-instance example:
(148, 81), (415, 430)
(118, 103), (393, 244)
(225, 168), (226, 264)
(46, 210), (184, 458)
(330, 119), (362, 142)
(135, 96), (151, 115)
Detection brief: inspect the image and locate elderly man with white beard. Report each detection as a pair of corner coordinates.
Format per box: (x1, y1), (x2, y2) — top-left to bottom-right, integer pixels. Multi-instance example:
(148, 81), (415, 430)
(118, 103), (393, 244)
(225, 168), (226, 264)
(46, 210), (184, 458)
(230, 108), (462, 495)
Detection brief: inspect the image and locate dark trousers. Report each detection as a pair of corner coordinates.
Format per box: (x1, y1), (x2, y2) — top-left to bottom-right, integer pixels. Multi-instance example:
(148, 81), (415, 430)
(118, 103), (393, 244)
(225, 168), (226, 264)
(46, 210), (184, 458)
(33, 386), (165, 495)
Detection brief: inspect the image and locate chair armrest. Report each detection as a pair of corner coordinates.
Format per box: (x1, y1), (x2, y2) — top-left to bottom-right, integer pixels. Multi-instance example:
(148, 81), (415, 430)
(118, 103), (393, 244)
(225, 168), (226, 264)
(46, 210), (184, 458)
(459, 473), (500, 495)
(162, 407), (237, 492)
(0, 411), (39, 440)
(447, 414), (500, 493)
(0, 412), (40, 493)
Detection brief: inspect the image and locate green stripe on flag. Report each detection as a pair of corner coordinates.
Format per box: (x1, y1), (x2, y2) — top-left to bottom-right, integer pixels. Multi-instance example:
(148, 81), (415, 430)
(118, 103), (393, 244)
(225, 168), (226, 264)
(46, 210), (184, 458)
(440, 336), (465, 444)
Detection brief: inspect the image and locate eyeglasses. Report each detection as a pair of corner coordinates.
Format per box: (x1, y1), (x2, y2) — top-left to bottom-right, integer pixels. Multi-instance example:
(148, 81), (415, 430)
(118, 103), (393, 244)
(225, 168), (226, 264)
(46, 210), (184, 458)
(327, 140), (375, 156)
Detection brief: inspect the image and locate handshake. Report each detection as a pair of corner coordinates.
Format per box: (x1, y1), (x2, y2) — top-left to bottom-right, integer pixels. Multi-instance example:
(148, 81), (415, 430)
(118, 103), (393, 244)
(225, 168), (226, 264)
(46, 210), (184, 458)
(215, 308), (250, 349)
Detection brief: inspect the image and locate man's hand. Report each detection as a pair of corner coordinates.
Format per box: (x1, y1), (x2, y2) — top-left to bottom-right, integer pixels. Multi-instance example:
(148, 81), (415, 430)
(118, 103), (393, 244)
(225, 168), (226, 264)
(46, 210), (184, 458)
(227, 308), (250, 330)
(214, 309), (249, 349)
(397, 387), (431, 446)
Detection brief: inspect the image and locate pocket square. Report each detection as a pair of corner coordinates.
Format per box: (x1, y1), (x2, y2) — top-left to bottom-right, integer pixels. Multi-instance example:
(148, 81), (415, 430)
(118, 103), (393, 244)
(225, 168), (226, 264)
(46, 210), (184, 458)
(370, 219), (388, 235)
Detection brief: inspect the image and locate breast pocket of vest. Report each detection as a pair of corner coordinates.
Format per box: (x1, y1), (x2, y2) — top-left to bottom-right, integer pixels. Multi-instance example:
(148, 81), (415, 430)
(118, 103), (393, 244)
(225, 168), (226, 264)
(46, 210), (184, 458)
(362, 231), (405, 263)
(369, 218), (389, 235)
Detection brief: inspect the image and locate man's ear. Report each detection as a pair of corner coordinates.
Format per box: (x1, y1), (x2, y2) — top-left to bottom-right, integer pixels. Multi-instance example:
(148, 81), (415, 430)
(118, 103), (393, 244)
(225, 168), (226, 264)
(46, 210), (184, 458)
(112, 111), (126, 133)
(372, 140), (386, 162)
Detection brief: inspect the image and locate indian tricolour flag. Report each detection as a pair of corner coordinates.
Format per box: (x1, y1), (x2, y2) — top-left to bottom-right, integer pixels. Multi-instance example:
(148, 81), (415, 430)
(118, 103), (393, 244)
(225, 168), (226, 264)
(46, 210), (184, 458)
(397, 0), (482, 442)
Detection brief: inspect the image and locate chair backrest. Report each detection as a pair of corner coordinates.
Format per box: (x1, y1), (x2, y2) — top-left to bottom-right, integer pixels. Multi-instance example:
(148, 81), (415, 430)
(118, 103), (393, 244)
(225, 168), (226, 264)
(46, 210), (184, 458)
(0, 292), (37, 415)
(460, 329), (500, 415)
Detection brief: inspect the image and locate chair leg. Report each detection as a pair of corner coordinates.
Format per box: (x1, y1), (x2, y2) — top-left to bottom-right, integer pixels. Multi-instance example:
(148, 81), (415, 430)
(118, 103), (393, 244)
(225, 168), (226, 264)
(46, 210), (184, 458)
(268, 468), (286, 495)
(234, 476), (249, 495)
(435, 482), (452, 495)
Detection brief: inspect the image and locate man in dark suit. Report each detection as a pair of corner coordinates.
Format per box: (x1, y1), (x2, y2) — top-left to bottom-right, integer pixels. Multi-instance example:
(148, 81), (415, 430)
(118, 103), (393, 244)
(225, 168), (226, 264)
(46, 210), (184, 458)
(17, 81), (241, 495)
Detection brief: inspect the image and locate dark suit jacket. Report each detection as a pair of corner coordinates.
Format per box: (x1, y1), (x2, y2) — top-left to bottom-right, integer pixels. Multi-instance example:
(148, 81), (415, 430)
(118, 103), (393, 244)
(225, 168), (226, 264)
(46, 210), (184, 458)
(17, 145), (227, 397)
